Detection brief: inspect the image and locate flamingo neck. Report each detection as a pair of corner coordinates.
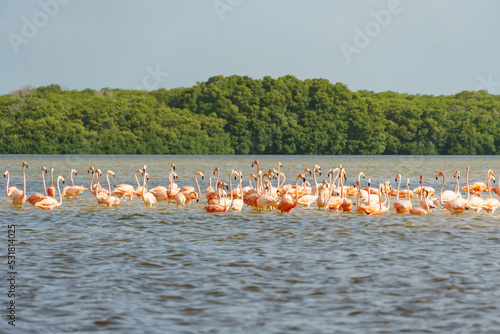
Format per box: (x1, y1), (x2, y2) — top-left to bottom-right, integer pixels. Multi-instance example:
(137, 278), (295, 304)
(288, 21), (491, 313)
(135, 171), (140, 187)
(406, 180), (410, 201)
(42, 170), (47, 196)
(439, 175), (445, 205)
(215, 169), (220, 191)
(107, 173), (112, 194)
(90, 171), (95, 192)
(57, 177), (63, 206)
(313, 169), (318, 196)
(22, 164), (26, 196)
(195, 175), (201, 199)
(466, 169), (470, 201)
(5, 171), (10, 196)
(396, 176), (401, 201)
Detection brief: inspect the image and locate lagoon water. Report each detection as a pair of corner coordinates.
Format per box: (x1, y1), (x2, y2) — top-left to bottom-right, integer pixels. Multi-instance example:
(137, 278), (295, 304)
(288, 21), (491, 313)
(1, 155), (500, 333)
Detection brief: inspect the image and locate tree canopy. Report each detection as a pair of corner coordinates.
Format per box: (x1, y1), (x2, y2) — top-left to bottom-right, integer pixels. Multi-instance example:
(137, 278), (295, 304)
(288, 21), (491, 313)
(1, 77), (499, 155)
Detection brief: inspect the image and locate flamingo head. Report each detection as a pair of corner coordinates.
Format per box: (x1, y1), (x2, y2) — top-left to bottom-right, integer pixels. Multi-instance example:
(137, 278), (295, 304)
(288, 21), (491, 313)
(314, 165), (321, 175)
(298, 173), (306, 183)
(42, 166), (47, 173)
(88, 166), (95, 173)
(23, 161), (28, 169)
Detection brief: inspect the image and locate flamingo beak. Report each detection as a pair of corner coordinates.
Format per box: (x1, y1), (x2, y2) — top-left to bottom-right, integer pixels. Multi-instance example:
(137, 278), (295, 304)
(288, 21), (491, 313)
(202, 176), (204, 180)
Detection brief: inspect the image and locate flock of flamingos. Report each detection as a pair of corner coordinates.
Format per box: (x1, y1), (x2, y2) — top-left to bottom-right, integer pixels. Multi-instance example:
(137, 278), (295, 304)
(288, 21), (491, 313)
(3, 160), (500, 215)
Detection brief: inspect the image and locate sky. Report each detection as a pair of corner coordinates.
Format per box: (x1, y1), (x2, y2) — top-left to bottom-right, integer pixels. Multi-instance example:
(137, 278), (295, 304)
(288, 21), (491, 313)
(1, 0), (499, 96)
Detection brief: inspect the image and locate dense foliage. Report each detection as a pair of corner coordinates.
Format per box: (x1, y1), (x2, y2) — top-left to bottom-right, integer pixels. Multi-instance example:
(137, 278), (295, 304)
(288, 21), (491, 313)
(1, 76), (499, 154)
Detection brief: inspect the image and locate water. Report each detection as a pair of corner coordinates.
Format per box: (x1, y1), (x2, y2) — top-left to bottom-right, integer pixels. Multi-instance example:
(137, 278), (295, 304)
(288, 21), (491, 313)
(1, 155), (500, 333)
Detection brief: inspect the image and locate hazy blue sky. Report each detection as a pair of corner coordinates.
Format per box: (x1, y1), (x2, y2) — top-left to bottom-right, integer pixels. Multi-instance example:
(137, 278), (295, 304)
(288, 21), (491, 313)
(1, 0), (499, 96)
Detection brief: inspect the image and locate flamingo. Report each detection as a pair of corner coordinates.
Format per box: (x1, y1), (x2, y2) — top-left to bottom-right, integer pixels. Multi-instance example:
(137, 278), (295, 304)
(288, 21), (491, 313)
(142, 165), (157, 208)
(47, 168), (56, 197)
(278, 173), (305, 213)
(256, 178), (279, 211)
(461, 167), (487, 197)
(205, 177), (214, 199)
(113, 169), (143, 200)
(9, 162), (28, 207)
(297, 165), (321, 208)
(4, 170), (22, 198)
(379, 181), (391, 213)
(465, 166), (484, 212)
(100, 170), (122, 207)
(410, 189), (431, 215)
(62, 169), (88, 199)
(231, 172), (244, 211)
(419, 175), (436, 211)
(207, 166), (223, 202)
(27, 166), (48, 205)
(275, 162), (283, 196)
(436, 171), (459, 204)
(94, 170), (110, 205)
(493, 179), (500, 197)
(393, 175), (412, 213)
(481, 172), (500, 214)
(34, 176), (65, 210)
(437, 171), (467, 214)
(175, 191), (198, 207)
(317, 179), (330, 210)
(176, 171), (204, 204)
(327, 167), (343, 211)
(355, 172), (367, 214)
(340, 167), (353, 212)
(88, 166), (98, 195)
(204, 189), (229, 213)
(358, 179), (382, 215)
(150, 171), (173, 202)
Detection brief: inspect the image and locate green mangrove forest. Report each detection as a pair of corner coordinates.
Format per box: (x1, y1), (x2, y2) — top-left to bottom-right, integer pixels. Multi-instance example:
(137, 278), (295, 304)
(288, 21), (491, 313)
(1, 75), (499, 155)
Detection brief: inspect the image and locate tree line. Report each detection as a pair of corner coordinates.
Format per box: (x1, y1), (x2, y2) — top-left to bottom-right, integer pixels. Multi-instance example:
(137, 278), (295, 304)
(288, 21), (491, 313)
(1, 76), (499, 155)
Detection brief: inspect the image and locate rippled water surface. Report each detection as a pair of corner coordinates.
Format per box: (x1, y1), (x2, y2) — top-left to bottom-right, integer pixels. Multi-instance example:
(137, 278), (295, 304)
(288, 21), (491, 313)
(1, 155), (500, 333)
